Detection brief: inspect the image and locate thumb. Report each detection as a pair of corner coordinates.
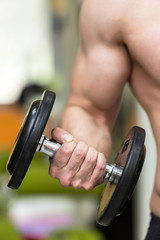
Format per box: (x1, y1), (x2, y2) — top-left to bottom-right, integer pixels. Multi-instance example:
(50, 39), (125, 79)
(51, 128), (74, 144)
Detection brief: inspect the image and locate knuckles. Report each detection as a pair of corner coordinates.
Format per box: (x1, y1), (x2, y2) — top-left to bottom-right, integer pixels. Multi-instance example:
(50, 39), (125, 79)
(96, 162), (105, 172)
(97, 153), (106, 172)
(49, 167), (97, 190)
(83, 182), (94, 191)
(85, 147), (97, 164)
(71, 178), (94, 190)
(62, 179), (94, 190)
(72, 180), (82, 189)
(59, 144), (73, 157)
(48, 166), (58, 178)
(59, 177), (71, 187)
(73, 142), (88, 159)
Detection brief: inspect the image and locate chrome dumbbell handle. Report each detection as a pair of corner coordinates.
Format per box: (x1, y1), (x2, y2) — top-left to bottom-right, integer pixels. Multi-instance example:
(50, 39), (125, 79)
(36, 135), (61, 158)
(36, 135), (123, 184)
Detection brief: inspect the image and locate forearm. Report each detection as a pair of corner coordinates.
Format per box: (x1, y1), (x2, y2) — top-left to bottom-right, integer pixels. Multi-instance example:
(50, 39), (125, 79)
(49, 1), (127, 190)
(59, 104), (112, 158)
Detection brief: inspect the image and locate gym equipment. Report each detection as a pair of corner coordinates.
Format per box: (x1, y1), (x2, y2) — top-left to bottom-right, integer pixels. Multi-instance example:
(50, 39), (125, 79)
(6, 90), (146, 226)
(96, 126), (145, 226)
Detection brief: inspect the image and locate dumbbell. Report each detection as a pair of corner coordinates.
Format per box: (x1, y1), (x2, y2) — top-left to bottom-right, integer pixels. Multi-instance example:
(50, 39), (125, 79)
(6, 90), (146, 226)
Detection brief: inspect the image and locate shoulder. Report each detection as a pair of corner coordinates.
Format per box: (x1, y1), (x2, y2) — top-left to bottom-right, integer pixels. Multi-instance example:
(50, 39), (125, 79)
(80, 0), (126, 47)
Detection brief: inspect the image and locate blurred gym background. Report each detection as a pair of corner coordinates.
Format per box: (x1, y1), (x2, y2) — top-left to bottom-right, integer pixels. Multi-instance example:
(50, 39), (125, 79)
(0, 0), (156, 239)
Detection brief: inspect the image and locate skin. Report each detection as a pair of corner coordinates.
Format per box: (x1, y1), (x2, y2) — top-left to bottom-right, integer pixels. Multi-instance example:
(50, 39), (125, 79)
(49, 0), (160, 217)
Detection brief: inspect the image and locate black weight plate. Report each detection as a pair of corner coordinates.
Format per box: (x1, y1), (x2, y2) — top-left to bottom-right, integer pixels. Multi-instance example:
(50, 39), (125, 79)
(7, 100), (40, 175)
(7, 90), (56, 189)
(96, 126), (146, 226)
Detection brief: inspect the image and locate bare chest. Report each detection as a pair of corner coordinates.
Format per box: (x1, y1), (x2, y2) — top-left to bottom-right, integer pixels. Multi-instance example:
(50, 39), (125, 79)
(124, 14), (160, 80)
(121, 5), (160, 110)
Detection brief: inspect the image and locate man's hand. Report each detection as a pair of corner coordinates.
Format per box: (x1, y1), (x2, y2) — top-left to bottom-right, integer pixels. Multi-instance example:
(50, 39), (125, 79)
(49, 128), (106, 190)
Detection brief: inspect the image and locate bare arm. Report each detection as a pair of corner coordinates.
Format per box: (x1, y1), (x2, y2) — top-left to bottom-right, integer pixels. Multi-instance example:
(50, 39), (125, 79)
(60, 0), (131, 154)
(49, 0), (131, 189)
(59, 48), (113, 157)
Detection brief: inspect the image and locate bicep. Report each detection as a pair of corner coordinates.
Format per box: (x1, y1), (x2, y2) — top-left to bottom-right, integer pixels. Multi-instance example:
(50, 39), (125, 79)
(67, 1), (131, 130)
(68, 44), (131, 130)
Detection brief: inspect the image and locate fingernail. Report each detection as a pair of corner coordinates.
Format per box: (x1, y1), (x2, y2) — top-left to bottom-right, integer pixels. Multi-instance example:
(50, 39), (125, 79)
(63, 134), (73, 143)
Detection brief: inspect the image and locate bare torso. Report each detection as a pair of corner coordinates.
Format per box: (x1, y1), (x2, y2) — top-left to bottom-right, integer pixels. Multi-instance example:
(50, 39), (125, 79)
(78, 0), (160, 215)
(122, 1), (160, 215)
(50, 0), (160, 217)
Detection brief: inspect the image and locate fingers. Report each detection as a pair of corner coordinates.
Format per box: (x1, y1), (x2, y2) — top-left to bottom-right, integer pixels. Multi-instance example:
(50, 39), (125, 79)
(71, 147), (98, 188)
(65, 141), (89, 175)
(49, 141), (88, 187)
(49, 128), (106, 190)
(72, 152), (106, 190)
(85, 153), (106, 189)
(49, 140), (77, 168)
